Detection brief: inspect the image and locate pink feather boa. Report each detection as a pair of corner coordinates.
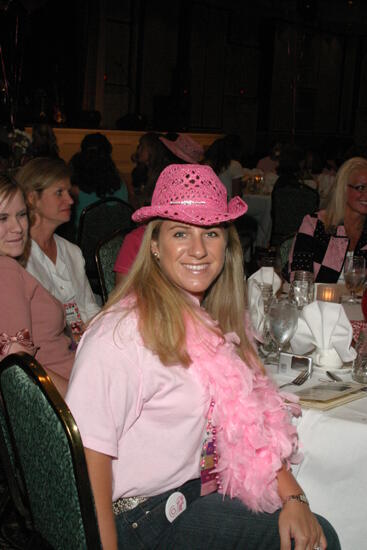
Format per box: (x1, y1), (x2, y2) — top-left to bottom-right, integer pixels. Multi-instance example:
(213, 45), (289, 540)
(186, 316), (302, 514)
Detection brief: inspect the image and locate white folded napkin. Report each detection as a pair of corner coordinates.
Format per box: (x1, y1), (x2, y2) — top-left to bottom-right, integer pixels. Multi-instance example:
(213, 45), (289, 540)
(247, 267), (282, 339)
(290, 301), (357, 368)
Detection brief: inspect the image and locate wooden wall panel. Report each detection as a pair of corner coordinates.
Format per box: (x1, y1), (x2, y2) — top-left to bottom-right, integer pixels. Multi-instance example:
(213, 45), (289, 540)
(25, 128), (222, 184)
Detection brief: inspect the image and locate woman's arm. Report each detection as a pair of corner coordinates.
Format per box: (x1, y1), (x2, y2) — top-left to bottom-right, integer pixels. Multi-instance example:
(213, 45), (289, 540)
(84, 448), (118, 550)
(44, 369), (68, 398)
(286, 214), (318, 281)
(113, 227), (145, 286)
(277, 465), (327, 550)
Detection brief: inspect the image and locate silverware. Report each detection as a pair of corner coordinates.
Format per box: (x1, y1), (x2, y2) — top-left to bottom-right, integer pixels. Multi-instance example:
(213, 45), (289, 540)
(326, 370), (343, 382)
(279, 369), (310, 389)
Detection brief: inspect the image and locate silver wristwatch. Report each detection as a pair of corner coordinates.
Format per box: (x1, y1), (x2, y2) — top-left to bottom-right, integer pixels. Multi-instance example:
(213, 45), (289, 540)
(283, 493), (309, 506)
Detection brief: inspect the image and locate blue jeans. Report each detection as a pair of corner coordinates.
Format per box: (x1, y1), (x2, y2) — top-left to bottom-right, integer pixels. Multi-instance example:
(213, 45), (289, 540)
(115, 479), (341, 549)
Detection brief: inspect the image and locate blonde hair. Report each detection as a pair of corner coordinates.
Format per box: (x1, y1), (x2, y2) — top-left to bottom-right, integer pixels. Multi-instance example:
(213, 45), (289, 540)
(15, 157), (70, 226)
(324, 156), (367, 231)
(104, 220), (262, 371)
(0, 171), (30, 265)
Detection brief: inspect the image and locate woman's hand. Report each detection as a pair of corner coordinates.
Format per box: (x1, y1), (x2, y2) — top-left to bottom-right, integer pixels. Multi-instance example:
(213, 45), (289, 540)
(278, 500), (327, 550)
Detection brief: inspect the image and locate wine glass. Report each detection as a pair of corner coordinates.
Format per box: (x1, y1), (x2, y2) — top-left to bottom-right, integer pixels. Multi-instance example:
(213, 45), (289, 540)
(267, 299), (298, 362)
(343, 256), (366, 303)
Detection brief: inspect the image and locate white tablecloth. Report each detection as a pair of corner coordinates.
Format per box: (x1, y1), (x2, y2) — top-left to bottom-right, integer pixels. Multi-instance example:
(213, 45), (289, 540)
(243, 194), (272, 248)
(267, 365), (367, 550)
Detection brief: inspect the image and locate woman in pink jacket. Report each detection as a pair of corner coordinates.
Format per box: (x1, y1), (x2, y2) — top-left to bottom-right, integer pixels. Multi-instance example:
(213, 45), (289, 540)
(0, 172), (74, 396)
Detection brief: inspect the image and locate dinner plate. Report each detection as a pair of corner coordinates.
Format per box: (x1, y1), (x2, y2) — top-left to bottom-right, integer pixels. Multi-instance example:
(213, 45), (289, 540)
(312, 364), (352, 375)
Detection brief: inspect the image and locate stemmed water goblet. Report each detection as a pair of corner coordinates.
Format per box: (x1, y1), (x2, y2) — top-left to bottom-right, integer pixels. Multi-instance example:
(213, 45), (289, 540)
(267, 298), (298, 363)
(343, 256), (366, 303)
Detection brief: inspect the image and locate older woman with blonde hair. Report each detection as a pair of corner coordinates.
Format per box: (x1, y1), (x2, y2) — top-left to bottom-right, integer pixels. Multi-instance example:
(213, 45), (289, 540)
(287, 156), (367, 282)
(0, 172), (74, 396)
(16, 156), (100, 346)
(66, 164), (339, 550)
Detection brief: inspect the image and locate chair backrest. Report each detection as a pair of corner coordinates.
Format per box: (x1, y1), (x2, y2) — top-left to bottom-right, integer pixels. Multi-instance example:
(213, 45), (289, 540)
(279, 236), (295, 270)
(0, 353), (101, 550)
(271, 183), (319, 246)
(77, 197), (134, 294)
(95, 228), (127, 304)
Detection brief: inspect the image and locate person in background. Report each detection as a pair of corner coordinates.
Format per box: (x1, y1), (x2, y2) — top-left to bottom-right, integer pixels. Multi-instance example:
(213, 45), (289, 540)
(256, 141), (282, 174)
(159, 132), (204, 165)
(203, 134), (244, 199)
(272, 144), (306, 191)
(26, 122), (60, 160)
(129, 132), (179, 210)
(69, 132), (129, 231)
(286, 156), (367, 282)
(302, 147), (336, 208)
(66, 163), (340, 550)
(16, 157), (100, 347)
(0, 172), (74, 396)
(114, 133), (204, 285)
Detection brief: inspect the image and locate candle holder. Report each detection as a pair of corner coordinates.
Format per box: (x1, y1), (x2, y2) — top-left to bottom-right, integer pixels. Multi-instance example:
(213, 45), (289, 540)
(317, 285), (340, 303)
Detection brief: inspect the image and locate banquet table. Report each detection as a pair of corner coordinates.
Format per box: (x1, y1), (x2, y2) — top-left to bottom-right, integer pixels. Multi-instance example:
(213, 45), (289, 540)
(266, 363), (367, 550)
(242, 193), (272, 249)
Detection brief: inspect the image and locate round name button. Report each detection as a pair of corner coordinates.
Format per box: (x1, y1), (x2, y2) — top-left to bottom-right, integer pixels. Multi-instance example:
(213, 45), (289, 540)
(165, 491), (187, 523)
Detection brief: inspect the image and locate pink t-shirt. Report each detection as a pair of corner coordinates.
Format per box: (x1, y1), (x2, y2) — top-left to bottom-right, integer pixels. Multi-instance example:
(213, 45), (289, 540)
(0, 256), (74, 379)
(65, 304), (208, 500)
(113, 225), (146, 275)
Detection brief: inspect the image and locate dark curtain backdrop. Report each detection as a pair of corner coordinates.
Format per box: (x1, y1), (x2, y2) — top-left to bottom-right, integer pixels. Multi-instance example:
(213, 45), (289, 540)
(1, 0), (90, 127)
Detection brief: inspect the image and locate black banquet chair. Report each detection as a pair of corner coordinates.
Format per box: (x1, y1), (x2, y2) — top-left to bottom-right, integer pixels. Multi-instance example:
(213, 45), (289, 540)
(0, 352), (101, 550)
(95, 228), (128, 304)
(77, 197), (135, 295)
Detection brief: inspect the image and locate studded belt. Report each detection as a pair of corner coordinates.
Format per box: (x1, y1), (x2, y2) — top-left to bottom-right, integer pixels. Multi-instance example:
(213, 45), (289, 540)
(112, 495), (148, 515)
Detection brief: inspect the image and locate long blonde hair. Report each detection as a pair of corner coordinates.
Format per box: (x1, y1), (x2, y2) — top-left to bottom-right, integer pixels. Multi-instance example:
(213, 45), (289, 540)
(324, 156), (367, 231)
(104, 220), (262, 371)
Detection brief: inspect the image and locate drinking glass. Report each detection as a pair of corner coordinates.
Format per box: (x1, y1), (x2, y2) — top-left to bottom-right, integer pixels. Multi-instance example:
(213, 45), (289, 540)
(267, 299), (298, 362)
(256, 282), (275, 356)
(288, 271), (314, 309)
(343, 256), (366, 303)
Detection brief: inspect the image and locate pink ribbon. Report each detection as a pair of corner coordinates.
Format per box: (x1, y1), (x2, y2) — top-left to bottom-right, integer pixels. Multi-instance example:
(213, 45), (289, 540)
(0, 329), (35, 356)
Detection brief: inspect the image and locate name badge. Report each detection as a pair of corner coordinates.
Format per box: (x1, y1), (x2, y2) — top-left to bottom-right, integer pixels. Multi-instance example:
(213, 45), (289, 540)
(165, 492), (187, 523)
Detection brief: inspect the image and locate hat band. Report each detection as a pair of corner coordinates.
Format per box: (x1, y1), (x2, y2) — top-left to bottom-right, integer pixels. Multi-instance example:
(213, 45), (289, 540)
(169, 200), (206, 205)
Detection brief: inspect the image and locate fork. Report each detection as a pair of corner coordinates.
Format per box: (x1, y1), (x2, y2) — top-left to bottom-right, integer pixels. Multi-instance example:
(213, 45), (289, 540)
(278, 369), (310, 389)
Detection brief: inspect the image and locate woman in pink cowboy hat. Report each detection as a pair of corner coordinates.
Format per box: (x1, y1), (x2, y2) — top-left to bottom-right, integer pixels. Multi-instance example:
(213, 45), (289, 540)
(66, 164), (339, 550)
(114, 133), (204, 285)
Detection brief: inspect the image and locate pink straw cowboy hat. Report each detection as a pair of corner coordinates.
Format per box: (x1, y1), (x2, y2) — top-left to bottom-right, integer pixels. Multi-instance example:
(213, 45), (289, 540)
(159, 134), (204, 163)
(132, 164), (248, 226)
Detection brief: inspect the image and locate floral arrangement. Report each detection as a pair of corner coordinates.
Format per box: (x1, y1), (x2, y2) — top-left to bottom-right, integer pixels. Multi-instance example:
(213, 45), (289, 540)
(7, 128), (31, 167)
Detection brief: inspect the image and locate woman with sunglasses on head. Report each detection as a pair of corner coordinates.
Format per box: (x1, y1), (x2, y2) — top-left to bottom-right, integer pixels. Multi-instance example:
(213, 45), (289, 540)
(0, 173), (74, 397)
(66, 164), (340, 550)
(286, 156), (367, 282)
